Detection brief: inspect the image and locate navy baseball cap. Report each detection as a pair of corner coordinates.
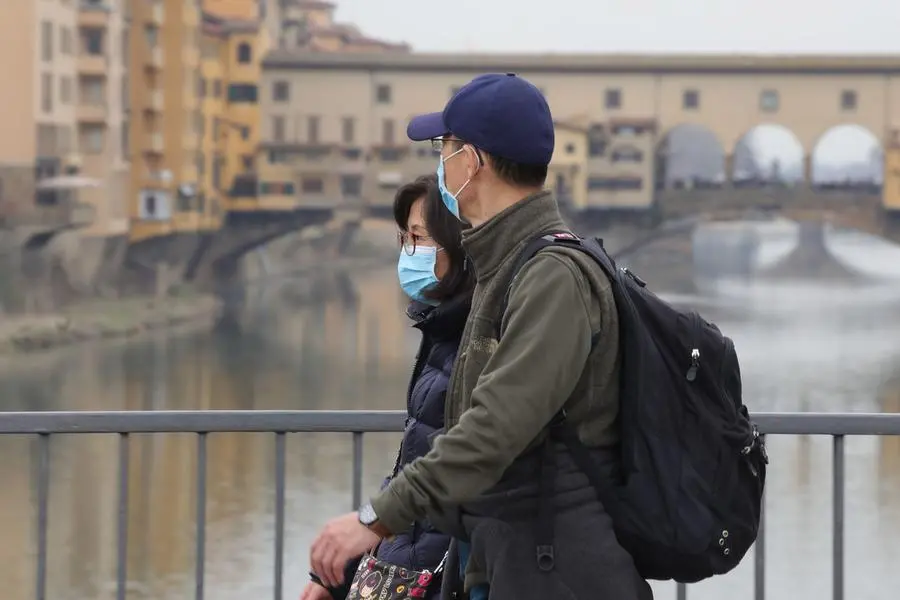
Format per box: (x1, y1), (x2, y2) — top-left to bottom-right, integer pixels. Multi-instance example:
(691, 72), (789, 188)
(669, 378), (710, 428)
(406, 73), (555, 166)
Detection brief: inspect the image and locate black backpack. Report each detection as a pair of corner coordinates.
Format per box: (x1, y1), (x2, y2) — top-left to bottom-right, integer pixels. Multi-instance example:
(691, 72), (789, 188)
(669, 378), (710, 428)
(498, 231), (768, 584)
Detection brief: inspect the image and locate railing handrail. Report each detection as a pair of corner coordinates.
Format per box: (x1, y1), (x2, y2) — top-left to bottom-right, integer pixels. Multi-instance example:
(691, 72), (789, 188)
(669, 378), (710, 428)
(3, 409), (896, 600)
(0, 410), (899, 435)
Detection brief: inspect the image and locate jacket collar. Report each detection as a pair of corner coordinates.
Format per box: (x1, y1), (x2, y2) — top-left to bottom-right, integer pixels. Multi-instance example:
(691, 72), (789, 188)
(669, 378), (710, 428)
(407, 291), (472, 341)
(460, 190), (567, 281)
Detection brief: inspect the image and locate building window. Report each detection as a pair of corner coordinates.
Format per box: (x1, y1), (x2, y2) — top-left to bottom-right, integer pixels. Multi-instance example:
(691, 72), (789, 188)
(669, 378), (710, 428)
(307, 116), (320, 143)
(376, 84), (391, 103)
(82, 28), (104, 55)
(122, 121), (129, 158)
(841, 90), (857, 111)
(587, 176), (643, 191)
(302, 177), (324, 193)
(271, 116), (285, 142)
(342, 117), (355, 144)
(382, 119), (395, 145)
(80, 126), (105, 153)
(587, 125), (606, 157)
(60, 77), (72, 104)
(565, 143), (576, 154)
(236, 42), (252, 63)
(682, 89), (699, 110)
(61, 27), (72, 55)
(340, 175), (363, 197)
(260, 182), (296, 195)
(41, 73), (53, 113)
(273, 80), (289, 102)
(198, 78), (207, 98)
(81, 76), (105, 105)
(121, 28), (129, 63)
(227, 84), (258, 103)
(212, 156), (223, 189)
(605, 88), (621, 109)
(41, 21), (53, 61)
(144, 25), (158, 49)
(138, 189), (171, 220)
(759, 89), (779, 112)
(242, 155), (254, 171)
(611, 146), (644, 162)
(213, 80), (222, 97)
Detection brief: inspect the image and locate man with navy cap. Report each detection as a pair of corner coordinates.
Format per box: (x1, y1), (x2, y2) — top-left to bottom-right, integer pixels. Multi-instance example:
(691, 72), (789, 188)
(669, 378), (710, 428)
(309, 73), (650, 599)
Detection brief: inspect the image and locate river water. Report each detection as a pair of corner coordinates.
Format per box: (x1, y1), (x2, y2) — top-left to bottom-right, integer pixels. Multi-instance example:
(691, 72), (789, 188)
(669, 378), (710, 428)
(2, 226), (900, 600)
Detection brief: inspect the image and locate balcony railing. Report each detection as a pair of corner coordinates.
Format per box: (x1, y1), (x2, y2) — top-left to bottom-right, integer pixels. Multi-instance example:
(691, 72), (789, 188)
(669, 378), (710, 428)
(0, 410), (898, 600)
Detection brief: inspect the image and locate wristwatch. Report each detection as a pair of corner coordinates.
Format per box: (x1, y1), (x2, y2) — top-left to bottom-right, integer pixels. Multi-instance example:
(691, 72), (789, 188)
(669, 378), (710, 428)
(358, 502), (391, 538)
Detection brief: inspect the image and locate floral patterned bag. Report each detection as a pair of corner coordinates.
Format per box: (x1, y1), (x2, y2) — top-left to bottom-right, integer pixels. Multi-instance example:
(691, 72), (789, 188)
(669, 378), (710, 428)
(345, 551), (447, 600)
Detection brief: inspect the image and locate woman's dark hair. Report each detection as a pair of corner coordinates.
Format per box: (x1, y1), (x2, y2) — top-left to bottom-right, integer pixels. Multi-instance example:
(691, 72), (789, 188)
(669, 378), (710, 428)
(392, 174), (475, 302)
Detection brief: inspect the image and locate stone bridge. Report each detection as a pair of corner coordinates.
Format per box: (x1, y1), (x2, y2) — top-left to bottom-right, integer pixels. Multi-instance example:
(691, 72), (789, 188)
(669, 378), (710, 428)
(120, 202), (363, 295)
(572, 186), (900, 257)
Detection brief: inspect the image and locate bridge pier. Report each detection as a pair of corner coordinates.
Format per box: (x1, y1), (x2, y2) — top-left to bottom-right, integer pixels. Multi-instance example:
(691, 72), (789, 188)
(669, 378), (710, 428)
(761, 221), (864, 281)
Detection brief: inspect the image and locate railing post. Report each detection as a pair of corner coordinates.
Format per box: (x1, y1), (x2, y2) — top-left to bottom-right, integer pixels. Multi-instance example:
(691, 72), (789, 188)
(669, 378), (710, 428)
(116, 433), (130, 600)
(754, 435), (767, 600)
(34, 434), (51, 600)
(195, 432), (208, 600)
(274, 432), (287, 600)
(351, 432), (364, 510)
(832, 435), (845, 600)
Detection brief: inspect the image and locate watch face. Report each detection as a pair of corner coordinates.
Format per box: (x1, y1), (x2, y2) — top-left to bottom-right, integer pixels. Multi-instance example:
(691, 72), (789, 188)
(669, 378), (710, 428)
(358, 503), (377, 526)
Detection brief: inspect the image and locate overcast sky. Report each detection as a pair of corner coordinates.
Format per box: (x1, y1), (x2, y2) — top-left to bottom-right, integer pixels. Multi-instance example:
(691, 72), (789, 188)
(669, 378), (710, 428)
(334, 0), (897, 54)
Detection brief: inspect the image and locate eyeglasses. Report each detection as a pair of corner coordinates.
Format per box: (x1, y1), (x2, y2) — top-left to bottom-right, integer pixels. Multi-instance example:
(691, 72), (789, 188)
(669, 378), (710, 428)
(398, 231), (441, 256)
(430, 137), (466, 154)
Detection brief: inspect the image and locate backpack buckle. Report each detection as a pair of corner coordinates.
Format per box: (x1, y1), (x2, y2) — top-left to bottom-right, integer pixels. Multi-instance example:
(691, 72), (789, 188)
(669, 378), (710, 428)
(536, 545), (555, 571)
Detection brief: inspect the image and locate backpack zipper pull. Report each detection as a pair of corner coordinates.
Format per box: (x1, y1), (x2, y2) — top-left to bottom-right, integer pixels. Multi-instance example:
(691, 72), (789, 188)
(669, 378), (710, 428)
(686, 348), (700, 381)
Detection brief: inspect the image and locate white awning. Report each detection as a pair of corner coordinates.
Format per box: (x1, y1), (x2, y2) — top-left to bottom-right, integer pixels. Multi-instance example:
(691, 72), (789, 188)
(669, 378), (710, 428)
(35, 176), (103, 190)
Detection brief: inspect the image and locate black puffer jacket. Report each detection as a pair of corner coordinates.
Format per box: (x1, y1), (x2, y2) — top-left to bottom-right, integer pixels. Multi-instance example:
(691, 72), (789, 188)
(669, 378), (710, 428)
(375, 294), (470, 572)
(323, 293), (471, 599)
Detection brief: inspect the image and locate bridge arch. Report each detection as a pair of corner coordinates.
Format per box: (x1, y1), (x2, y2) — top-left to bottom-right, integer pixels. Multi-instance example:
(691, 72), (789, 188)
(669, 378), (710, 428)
(730, 124), (804, 186)
(810, 124), (883, 189)
(654, 123), (726, 190)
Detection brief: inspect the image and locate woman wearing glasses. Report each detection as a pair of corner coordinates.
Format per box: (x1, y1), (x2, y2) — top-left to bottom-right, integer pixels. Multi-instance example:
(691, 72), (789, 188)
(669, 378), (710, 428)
(301, 174), (475, 600)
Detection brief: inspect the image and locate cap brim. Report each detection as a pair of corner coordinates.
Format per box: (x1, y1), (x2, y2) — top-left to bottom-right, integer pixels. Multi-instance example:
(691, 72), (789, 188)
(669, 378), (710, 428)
(406, 112), (448, 141)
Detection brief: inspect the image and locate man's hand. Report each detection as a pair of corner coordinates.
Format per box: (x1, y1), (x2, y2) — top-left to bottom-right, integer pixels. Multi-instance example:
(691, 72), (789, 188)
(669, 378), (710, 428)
(310, 512), (382, 587)
(299, 581), (332, 600)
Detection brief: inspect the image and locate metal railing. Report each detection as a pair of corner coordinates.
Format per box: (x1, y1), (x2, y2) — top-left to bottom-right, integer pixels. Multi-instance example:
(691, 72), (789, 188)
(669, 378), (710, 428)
(1, 410), (899, 600)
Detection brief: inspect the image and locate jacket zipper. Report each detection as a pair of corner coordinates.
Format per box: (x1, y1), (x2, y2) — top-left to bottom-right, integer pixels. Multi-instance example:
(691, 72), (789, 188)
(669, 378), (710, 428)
(394, 319), (433, 478)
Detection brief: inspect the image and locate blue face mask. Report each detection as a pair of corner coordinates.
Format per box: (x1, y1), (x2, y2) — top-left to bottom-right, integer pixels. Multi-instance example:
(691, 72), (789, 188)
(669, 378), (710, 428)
(437, 148), (470, 221)
(397, 246), (440, 305)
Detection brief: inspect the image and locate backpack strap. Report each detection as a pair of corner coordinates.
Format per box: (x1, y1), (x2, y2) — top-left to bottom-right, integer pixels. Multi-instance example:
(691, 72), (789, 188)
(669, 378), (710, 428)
(494, 232), (618, 344)
(494, 231), (623, 571)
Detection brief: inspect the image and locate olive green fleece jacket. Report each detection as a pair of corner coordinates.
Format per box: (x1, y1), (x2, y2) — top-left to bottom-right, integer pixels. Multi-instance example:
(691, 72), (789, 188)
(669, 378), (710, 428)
(371, 190), (621, 535)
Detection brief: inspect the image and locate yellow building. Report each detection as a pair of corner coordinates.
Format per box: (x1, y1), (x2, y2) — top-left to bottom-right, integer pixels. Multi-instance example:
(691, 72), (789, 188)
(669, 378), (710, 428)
(126, 0), (266, 248)
(198, 7), (268, 224)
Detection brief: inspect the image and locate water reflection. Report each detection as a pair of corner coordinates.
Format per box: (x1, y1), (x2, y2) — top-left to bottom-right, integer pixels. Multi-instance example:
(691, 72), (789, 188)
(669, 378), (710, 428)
(0, 239), (900, 598)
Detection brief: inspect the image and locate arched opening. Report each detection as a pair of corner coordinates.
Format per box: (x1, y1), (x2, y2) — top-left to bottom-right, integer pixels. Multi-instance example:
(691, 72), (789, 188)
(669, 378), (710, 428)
(811, 124), (882, 191)
(731, 124), (804, 188)
(655, 124), (725, 190)
(237, 42), (252, 64)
